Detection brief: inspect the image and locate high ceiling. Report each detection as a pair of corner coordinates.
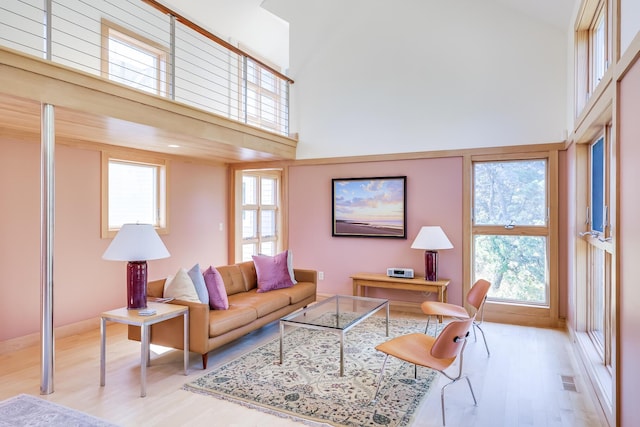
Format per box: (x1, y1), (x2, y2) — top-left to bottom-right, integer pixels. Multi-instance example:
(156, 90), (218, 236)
(164, 0), (579, 76)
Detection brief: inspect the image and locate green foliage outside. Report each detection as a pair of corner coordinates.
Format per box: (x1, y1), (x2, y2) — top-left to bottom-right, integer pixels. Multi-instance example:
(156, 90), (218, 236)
(473, 160), (548, 304)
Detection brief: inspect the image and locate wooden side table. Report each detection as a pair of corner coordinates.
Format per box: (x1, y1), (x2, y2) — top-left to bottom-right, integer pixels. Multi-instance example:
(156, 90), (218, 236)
(100, 302), (189, 397)
(351, 273), (450, 321)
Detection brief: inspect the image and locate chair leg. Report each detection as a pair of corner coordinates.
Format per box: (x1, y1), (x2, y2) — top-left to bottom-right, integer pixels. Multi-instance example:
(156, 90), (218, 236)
(474, 323), (490, 357)
(465, 375), (478, 406)
(371, 355), (390, 404)
(425, 315), (442, 336)
(440, 377), (452, 426)
(440, 375), (477, 426)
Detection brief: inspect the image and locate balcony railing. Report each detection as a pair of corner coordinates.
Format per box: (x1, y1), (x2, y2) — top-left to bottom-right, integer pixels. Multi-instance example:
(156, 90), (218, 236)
(0, 0), (292, 137)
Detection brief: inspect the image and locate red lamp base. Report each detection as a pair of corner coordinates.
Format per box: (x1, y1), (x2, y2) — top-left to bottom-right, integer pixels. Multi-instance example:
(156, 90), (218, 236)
(127, 261), (148, 309)
(424, 250), (439, 282)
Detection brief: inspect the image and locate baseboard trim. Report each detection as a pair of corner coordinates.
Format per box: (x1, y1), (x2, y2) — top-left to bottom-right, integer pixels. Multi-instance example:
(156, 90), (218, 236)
(0, 317), (100, 355)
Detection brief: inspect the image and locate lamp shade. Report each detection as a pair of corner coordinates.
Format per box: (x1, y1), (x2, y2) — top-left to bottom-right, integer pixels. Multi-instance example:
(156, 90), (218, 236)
(102, 223), (170, 261)
(410, 226), (453, 250)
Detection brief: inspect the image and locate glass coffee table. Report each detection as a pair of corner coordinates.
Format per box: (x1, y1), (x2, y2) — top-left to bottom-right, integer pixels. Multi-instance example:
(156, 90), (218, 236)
(279, 295), (389, 376)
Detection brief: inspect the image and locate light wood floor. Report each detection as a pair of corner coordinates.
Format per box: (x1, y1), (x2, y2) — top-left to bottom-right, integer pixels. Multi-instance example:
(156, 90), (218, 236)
(0, 313), (607, 427)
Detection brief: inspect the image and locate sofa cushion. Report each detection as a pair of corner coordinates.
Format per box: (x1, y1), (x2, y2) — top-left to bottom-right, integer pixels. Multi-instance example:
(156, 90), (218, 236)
(208, 305), (257, 337)
(277, 281), (317, 304)
(237, 261), (258, 291)
(163, 268), (200, 303)
(216, 265), (247, 296)
(203, 266), (229, 310)
(188, 263), (209, 304)
(228, 289), (290, 318)
(252, 251), (294, 293)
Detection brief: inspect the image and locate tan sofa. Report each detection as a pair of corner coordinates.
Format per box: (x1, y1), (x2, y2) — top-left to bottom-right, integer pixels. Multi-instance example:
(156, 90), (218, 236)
(129, 261), (317, 368)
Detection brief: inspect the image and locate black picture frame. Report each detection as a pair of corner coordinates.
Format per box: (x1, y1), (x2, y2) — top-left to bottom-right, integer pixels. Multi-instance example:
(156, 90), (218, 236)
(332, 176), (407, 238)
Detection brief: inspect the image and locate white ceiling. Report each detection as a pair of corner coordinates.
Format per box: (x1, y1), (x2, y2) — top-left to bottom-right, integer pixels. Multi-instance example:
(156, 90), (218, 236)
(162, 0), (578, 73)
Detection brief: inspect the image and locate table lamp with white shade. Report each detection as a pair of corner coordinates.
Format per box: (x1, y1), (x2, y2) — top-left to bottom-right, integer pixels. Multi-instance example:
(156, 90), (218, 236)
(102, 223), (170, 309)
(410, 226), (453, 281)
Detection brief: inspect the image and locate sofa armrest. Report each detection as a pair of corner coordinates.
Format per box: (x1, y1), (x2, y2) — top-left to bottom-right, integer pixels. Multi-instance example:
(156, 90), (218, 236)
(169, 299), (210, 355)
(128, 299), (210, 355)
(294, 268), (317, 284)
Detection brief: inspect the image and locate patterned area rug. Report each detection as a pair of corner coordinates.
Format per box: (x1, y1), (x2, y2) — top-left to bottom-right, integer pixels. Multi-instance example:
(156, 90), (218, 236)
(0, 394), (118, 427)
(184, 316), (437, 427)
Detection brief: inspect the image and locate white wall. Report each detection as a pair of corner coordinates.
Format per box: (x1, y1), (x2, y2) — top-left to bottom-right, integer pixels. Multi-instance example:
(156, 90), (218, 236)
(621, 0), (640, 54)
(267, 0), (569, 158)
(164, 0), (290, 70)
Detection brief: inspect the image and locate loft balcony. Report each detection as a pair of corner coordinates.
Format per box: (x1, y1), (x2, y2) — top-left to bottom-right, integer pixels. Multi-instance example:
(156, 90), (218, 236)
(0, 0), (296, 163)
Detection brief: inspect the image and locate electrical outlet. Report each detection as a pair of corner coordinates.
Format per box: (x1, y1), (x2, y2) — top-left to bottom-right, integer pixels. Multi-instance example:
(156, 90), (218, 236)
(219, 222), (223, 231)
(318, 271), (324, 280)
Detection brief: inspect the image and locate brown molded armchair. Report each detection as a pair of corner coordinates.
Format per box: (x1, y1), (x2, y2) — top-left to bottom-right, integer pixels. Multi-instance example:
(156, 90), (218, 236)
(373, 317), (477, 426)
(421, 279), (491, 357)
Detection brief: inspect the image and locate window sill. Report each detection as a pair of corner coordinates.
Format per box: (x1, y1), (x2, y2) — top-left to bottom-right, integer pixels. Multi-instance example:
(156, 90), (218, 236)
(573, 331), (613, 424)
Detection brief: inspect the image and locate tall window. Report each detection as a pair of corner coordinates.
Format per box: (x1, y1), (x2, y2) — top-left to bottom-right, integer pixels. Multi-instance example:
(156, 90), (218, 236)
(243, 58), (289, 134)
(239, 170), (281, 261)
(575, 0), (610, 114)
(101, 152), (168, 238)
(101, 20), (168, 96)
(590, 6), (607, 93)
(472, 159), (549, 306)
(585, 134), (612, 366)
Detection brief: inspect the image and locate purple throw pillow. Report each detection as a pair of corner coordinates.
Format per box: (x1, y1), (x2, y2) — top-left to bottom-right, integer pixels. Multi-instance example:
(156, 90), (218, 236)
(252, 250), (294, 293)
(203, 266), (229, 310)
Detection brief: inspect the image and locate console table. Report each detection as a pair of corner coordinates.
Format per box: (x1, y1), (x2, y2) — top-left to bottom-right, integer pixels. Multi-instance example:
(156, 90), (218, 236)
(351, 273), (450, 320)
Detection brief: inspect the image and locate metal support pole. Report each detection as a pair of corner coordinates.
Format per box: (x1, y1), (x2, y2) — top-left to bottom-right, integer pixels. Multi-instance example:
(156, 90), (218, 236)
(40, 103), (55, 395)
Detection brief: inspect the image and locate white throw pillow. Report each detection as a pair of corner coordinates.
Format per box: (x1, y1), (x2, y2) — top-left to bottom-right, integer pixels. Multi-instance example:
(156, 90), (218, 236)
(287, 249), (298, 284)
(164, 267), (201, 303)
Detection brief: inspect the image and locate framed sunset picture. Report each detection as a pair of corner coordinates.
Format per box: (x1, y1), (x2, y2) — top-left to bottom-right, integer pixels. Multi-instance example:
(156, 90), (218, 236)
(332, 176), (407, 238)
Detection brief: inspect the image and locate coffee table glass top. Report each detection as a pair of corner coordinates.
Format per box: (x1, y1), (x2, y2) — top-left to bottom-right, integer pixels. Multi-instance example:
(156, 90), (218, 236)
(281, 294), (388, 331)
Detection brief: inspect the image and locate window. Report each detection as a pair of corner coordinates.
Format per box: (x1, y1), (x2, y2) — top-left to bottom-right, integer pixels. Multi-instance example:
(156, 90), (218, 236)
(243, 58), (289, 134)
(584, 133), (613, 366)
(590, 7), (606, 93)
(101, 20), (168, 96)
(575, 0), (611, 115)
(237, 170), (282, 261)
(573, 130), (614, 414)
(590, 137), (606, 234)
(472, 158), (550, 306)
(101, 152), (168, 238)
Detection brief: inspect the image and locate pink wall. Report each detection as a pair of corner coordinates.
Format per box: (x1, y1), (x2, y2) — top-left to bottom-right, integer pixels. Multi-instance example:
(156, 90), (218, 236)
(0, 138), (227, 341)
(0, 139), (41, 341)
(288, 157), (464, 306)
(618, 56), (640, 426)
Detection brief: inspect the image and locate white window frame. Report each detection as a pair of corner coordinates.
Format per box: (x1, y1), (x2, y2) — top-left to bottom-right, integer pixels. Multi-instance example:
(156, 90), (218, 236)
(235, 169), (283, 262)
(101, 151), (169, 238)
